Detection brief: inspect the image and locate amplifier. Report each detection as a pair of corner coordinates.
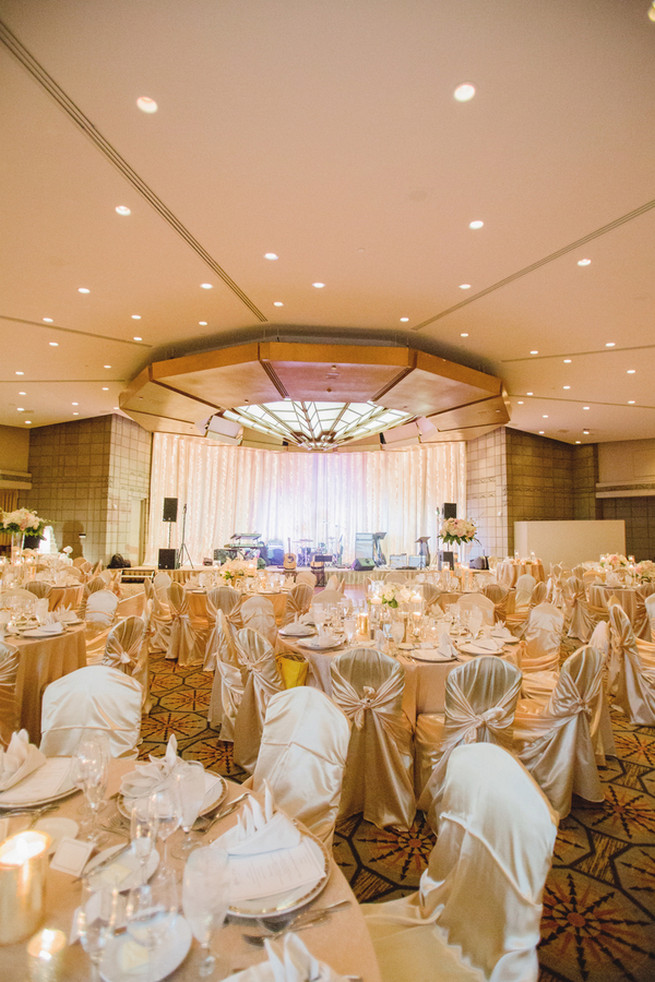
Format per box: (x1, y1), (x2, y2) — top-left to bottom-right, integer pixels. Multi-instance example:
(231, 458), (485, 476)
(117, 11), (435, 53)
(352, 558), (375, 571)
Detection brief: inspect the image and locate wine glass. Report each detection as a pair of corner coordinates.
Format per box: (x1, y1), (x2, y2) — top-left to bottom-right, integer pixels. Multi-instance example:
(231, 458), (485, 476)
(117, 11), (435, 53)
(125, 871), (179, 982)
(130, 796), (159, 884)
(150, 786), (180, 873)
(391, 617), (405, 648)
(77, 878), (120, 982)
(183, 846), (229, 978)
(72, 733), (109, 842)
(172, 762), (206, 858)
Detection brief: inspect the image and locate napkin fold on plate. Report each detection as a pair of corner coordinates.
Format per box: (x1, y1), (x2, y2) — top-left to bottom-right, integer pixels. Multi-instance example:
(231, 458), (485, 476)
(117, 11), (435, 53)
(468, 637), (503, 652)
(57, 606), (78, 624)
(491, 622), (513, 641)
(226, 931), (350, 982)
(214, 783), (300, 856)
(282, 620), (311, 637)
(436, 627), (458, 659)
(119, 733), (184, 798)
(0, 729), (47, 791)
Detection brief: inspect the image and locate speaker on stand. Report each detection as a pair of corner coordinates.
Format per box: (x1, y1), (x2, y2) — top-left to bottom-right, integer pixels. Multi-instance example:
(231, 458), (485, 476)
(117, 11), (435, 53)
(162, 497), (178, 551)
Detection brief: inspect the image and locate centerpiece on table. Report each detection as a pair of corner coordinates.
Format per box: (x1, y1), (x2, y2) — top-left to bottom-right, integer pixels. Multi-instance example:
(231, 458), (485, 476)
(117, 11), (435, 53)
(635, 560), (655, 584)
(599, 553), (629, 571)
(380, 583), (415, 608)
(218, 558), (256, 586)
(438, 516), (478, 565)
(0, 508), (49, 559)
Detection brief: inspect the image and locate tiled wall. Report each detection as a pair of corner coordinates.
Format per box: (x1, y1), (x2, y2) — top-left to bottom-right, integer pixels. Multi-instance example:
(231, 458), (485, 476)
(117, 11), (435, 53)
(599, 496), (655, 560)
(25, 415), (151, 563)
(466, 428), (508, 559)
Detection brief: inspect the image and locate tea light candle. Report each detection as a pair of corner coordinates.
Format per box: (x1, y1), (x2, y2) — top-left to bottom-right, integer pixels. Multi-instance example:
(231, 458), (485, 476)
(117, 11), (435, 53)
(0, 830), (50, 945)
(27, 928), (67, 982)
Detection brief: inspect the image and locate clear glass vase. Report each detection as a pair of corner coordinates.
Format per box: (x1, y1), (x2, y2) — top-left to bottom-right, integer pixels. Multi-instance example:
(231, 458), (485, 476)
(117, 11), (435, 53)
(10, 532), (24, 564)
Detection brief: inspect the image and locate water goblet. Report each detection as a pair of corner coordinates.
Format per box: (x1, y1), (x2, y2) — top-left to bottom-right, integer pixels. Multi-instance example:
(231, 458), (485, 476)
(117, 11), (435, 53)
(77, 878), (120, 982)
(125, 871), (179, 982)
(172, 761), (206, 858)
(390, 617), (405, 648)
(183, 846), (229, 978)
(130, 796), (159, 883)
(150, 786), (180, 874)
(72, 733), (110, 842)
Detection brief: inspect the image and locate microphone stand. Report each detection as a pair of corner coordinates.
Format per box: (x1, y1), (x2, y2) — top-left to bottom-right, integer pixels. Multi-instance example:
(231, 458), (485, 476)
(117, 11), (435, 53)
(178, 503), (194, 569)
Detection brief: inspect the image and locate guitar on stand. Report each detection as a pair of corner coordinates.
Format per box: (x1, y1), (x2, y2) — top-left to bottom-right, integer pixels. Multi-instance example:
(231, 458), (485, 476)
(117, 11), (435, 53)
(283, 537), (297, 572)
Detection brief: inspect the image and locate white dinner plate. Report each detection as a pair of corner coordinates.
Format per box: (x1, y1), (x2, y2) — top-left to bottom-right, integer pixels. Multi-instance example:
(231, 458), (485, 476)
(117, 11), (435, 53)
(457, 641), (505, 655)
(409, 649), (459, 663)
(297, 636), (344, 651)
(87, 843), (160, 892)
(228, 832), (329, 919)
(118, 771), (227, 819)
(490, 633), (519, 644)
(33, 816), (79, 852)
(278, 626), (315, 639)
(22, 627), (65, 638)
(100, 912), (191, 981)
(0, 757), (77, 808)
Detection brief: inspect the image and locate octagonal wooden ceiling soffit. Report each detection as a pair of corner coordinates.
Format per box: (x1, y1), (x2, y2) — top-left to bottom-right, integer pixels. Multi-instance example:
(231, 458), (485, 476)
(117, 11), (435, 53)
(120, 340), (510, 449)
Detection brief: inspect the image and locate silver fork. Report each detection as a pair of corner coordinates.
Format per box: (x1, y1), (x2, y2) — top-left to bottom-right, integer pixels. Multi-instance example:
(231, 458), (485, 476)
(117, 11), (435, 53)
(242, 899), (351, 946)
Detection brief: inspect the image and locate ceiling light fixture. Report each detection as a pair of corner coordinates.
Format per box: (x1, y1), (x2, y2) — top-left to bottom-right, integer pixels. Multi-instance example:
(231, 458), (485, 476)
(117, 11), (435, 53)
(199, 321), (208, 326)
(539, 430), (545, 435)
(264, 253), (279, 261)
(460, 332), (469, 338)
(273, 301), (284, 308)
(18, 391), (26, 396)
(131, 314), (141, 320)
(200, 283), (213, 290)
(563, 358), (572, 363)
(400, 317), (409, 323)
(133, 336), (142, 342)
(136, 96), (158, 113)
(72, 402), (79, 406)
(16, 407), (24, 412)
(583, 429), (590, 435)
(526, 391), (533, 396)
(102, 387), (109, 391)
(454, 83), (476, 102)
(42, 317), (53, 323)
(15, 371), (24, 376)
(577, 258), (591, 266)
(24, 420), (31, 425)
(628, 400), (636, 404)
(627, 369), (636, 374)
(104, 364), (111, 369)
(49, 342), (59, 347)
(530, 350), (539, 355)
(517, 400), (524, 405)
(115, 205), (131, 216)
(312, 282), (326, 289)
(605, 342), (615, 347)
(583, 406), (590, 410)
(469, 220), (484, 229)
(542, 414), (549, 419)
(78, 287), (90, 294)
(563, 385), (570, 390)
(72, 412), (79, 416)
(458, 283), (471, 290)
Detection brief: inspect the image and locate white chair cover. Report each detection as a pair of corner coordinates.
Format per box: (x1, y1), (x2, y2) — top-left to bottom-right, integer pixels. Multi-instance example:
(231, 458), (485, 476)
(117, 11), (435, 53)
(85, 589), (119, 626)
(314, 588), (342, 605)
(454, 593), (495, 627)
(325, 575), (345, 593)
(241, 595), (277, 645)
(103, 615), (150, 711)
(481, 583), (515, 621)
(166, 581), (207, 666)
(143, 578), (172, 653)
(645, 592), (655, 643)
(25, 581), (50, 599)
(39, 665), (142, 757)
(515, 645), (606, 817)
(515, 573), (536, 607)
(417, 656), (522, 829)
(232, 628), (284, 773)
(295, 570), (317, 588)
(0, 642), (20, 748)
(153, 571), (172, 605)
(521, 602), (563, 673)
(608, 604), (655, 725)
(566, 575), (598, 642)
(204, 586), (243, 668)
(284, 583), (313, 625)
(251, 687), (350, 846)
(632, 582), (655, 641)
(207, 611), (243, 740)
(419, 582), (441, 612)
(363, 743), (558, 982)
(330, 647), (415, 829)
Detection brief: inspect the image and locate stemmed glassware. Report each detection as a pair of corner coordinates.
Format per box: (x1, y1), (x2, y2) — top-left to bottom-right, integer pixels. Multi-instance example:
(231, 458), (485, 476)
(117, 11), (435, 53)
(77, 878), (120, 982)
(390, 616), (406, 648)
(130, 796), (159, 884)
(172, 762), (206, 858)
(125, 871), (179, 982)
(183, 846), (229, 978)
(71, 733), (110, 842)
(149, 785), (180, 874)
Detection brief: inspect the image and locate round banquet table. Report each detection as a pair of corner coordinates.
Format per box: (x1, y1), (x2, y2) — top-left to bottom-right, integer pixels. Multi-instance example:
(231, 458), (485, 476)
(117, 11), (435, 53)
(186, 588), (289, 625)
(495, 559), (545, 588)
(9, 624), (87, 743)
(0, 758), (381, 982)
(47, 583), (85, 611)
(586, 583), (652, 638)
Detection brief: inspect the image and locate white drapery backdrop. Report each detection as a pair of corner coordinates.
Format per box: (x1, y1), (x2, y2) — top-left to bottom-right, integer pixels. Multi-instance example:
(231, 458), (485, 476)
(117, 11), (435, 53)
(145, 433), (466, 565)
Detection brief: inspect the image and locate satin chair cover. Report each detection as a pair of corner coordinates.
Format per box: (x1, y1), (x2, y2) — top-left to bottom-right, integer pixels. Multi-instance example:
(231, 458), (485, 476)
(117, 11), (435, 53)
(143, 577), (172, 653)
(608, 604), (655, 725)
(514, 645), (606, 817)
(645, 593), (655, 643)
(250, 687), (351, 846)
(419, 582), (441, 612)
(295, 570), (317, 588)
(166, 581), (207, 666)
(521, 603), (563, 674)
(505, 580), (548, 636)
(566, 576), (598, 642)
(39, 665), (142, 757)
(153, 572), (172, 605)
(103, 615), (150, 711)
(454, 593), (495, 627)
(204, 586), (243, 668)
(363, 743), (558, 982)
(385, 572), (408, 584)
(0, 642), (20, 748)
(232, 628), (284, 774)
(325, 575), (345, 593)
(241, 595), (277, 645)
(86, 576), (107, 595)
(481, 583), (515, 621)
(515, 574), (536, 607)
(284, 583), (313, 625)
(330, 647), (415, 829)
(207, 611), (243, 739)
(314, 588), (342, 605)
(25, 581), (50, 599)
(632, 582), (655, 640)
(417, 657), (523, 829)
(84, 589), (120, 664)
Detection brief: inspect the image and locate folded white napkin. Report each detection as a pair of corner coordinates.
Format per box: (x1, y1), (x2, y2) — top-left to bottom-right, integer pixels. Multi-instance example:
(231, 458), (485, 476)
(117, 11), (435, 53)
(0, 729), (47, 791)
(436, 629), (458, 659)
(282, 621), (310, 637)
(491, 623), (513, 641)
(57, 606), (78, 623)
(226, 931), (349, 982)
(34, 598), (49, 622)
(37, 620), (64, 635)
(468, 637), (503, 652)
(119, 734), (183, 798)
(215, 784), (300, 856)
(468, 608), (483, 638)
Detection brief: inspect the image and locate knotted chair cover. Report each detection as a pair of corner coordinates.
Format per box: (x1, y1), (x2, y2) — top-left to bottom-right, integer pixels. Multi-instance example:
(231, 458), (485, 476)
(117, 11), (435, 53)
(645, 593), (655, 643)
(515, 573), (536, 608)
(295, 570), (317, 588)
(250, 687), (351, 847)
(143, 577), (172, 653)
(284, 583), (313, 625)
(419, 582), (441, 612)
(515, 645), (606, 817)
(204, 586), (243, 668)
(241, 595), (277, 645)
(608, 604), (655, 725)
(519, 602), (564, 699)
(0, 642), (20, 748)
(84, 589), (119, 664)
(417, 657), (522, 830)
(166, 581), (206, 666)
(207, 611), (243, 739)
(330, 647), (415, 829)
(25, 581), (50, 599)
(454, 593), (495, 627)
(363, 743), (558, 982)
(481, 583), (515, 621)
(314, 588), (342, 605)
(232, 627), (284, 774)
(40, 665), (142, 757)
(86, 575), (107, 596)
(631, 582), (655, 641)
(153, 572), (172, 606)
(103, 615), (150, 711)
(325, 575), (345, 593)
(566, 576), (598, 642)
(505, 581), (548, 636)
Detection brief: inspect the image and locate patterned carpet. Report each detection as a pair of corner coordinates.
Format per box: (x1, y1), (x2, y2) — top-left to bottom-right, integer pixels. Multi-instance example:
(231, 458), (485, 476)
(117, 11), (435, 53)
(139, 647), (655, 982)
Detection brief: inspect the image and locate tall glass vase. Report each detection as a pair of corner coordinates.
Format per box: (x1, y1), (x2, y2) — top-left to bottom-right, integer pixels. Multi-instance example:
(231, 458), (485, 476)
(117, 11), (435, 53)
(10, 532), (24, 565)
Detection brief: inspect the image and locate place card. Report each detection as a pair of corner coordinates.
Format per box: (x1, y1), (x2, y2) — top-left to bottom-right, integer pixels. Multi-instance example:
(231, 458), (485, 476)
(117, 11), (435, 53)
(50, 837), (94, 877)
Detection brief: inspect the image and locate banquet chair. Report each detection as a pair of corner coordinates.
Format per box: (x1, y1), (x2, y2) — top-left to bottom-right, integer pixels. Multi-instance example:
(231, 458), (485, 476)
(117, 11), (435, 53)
(240, 595), (277, 645)
(0, 588), (36, 613)
(102, 614), (150, 711)
(84, 589), (119, 664)
(504, 580), (547, 635)
(249, 687), (351, 847)
(515, 573), (536, 607)
(72, 556), (90, 570)
(416, 656), (523, 830)
(25, 580), (51, 599)
(143, 577), (173, 653)
(152, 571), (172, 605)
(325, 574), (345, 594)
(204, 586), (243, 668)
(518, 601), (564, 701)
(454, 592), (495, 627)
(39, 665), (142, 757)
(86, 575), (107, 595)
(284, 583), (313, 625)
(513, 645), (607, 818)
(646, 592), (655, 643)
(384, 571), (408, 584)
(313, 588), (342, 606)
(0, 642), (20, 748)
(232, 627), (284, 773)
(330, 647), (415, 829)
(607, 604), (655, 725)
(207, 611), (243, 739)
(418, 582), (441, 613)
(363, 743), (558, 982)
(166, 581), (208, 666)
(295, 570), (317, 588)
(566, 575), (599, 642)
(481, 582), (515, 621)
(632, 582), (655, 641)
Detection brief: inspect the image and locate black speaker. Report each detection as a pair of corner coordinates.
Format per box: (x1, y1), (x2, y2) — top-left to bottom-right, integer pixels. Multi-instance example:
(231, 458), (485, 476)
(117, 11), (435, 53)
(158, 548), (178, 569)
(163, 498), (178, 523)
(440, 550), (454, 569)
(353, 558), (375, 571)
(443, 502), (457, 519)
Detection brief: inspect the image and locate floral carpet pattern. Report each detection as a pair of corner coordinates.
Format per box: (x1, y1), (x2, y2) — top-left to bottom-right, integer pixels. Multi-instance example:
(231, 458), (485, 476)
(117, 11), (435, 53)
(140, 648), (655, 981)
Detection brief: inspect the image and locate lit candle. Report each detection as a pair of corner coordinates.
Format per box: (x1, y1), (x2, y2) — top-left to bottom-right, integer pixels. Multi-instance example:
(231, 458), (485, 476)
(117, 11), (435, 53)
(0, 830), (50, 944)
(27, 928), (67, 982)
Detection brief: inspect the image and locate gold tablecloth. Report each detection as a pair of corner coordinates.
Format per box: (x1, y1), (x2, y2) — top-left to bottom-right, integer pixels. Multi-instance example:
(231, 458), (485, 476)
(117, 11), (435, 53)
(12, 625), (87, 742)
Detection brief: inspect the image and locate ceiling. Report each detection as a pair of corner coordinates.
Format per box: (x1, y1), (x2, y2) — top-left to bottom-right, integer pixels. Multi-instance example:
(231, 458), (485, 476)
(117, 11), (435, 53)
(1, 0), (654, 446)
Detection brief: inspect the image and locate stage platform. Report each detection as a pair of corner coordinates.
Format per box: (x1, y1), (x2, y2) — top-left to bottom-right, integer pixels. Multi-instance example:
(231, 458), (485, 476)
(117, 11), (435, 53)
(121, 565), (489, 587)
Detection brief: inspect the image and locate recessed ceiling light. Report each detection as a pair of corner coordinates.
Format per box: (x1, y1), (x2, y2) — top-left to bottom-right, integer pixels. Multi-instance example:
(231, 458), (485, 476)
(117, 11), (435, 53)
(459, 283), (471, 290)
(264, 253), (279, 261)
(312, 282), (325, 289)
(72, 402), (79, 406)
(575, 440), (581, 444)
(583, 429), (590, 435)
(198, 321), (208, 326)
(469, 220), (484, 230)
(605, 342), (615, 347)
(113, 406), (119, 411)
(18, 391), (26, 396)
(104, 364), (111, 369)
(400, 317), (409, 323)
(16, 407), (24, 412)
(131, 314), (141, 320)
(133, 336), (142, 342)
(200, 283), (213, 290)
(583, 406), (590, 411)
(628, 400), (636, 405)
(49, 341), (59, 347)
(460, 332), (469, 338)
(102, 387), (109, 391)
(542, 414), (549, 419)
(115, 205), (131, 216)
(627, 369), (636, 374)
(563, 358), (572, 364)
(530, 350), (539, 355)
(273, 302), (284, 308)
(15, 371), (24, 376)
(526, 391), (533, 396)
(72, 412), (79, 416)
(517, 400), (524, 405)
(42, 317), (53, 323)
(538, 430), (545, 435)
(563, 385), (570, 390)
(24, 420), (31, 425)
(136, 96), (158, 114)
(454, 83), (476, 102)
(577, 258), (591, 266)
(78, 287), (90, 294)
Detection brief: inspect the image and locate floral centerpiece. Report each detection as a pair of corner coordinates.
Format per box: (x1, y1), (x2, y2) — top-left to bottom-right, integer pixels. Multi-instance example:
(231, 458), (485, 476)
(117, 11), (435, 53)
(218, 559), (256, 584)
(599, 553), (629, 571)
(635, 560), (655, 583)
(438, 516), (478, 546)
(0, 508), (48, 538)
(380, 583), (415, 608)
